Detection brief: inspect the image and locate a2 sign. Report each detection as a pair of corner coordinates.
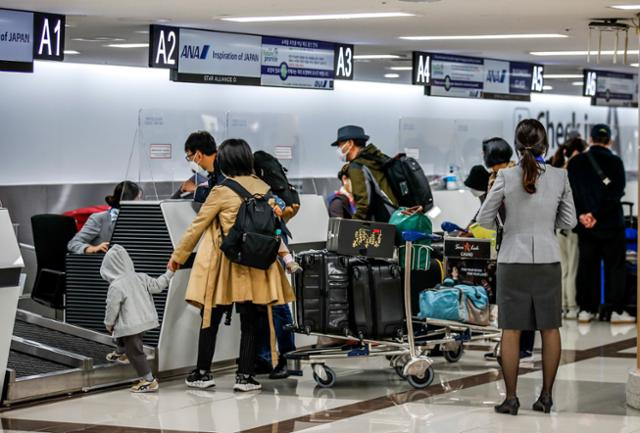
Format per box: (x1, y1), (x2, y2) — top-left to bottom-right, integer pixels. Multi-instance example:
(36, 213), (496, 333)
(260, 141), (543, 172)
(149, 25), (354, 80)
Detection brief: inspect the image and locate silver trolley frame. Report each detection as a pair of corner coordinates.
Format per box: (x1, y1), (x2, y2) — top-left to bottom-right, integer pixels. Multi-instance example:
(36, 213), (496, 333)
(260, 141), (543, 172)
(286, 232), (501, 389)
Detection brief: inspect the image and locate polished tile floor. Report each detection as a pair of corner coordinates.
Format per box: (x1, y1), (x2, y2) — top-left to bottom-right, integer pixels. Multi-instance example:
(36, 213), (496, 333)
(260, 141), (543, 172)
(1, 320), (638, 433)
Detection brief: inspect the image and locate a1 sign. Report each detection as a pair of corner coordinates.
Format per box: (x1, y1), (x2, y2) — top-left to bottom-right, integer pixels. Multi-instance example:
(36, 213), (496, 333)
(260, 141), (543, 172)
(412, 52), (431, 85)
(33, 13), (65, 61)
(334, 44), (353, 80)
(149, 25), (179, 69)
(531, 64), (544, 93)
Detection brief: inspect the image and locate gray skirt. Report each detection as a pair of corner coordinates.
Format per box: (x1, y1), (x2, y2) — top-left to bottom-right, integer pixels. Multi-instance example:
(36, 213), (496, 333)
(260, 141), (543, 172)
(497, 263), (562, 330)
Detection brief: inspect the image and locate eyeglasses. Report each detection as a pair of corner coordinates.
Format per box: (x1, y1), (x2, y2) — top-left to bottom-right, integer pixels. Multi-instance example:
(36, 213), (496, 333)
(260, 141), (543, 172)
(185, 153), (194, 162)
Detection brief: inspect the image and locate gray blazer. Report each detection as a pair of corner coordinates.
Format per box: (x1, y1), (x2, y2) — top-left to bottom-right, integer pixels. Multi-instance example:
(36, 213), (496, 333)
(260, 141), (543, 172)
(67, 210), (115, 254)
(477, 165), (577, 264)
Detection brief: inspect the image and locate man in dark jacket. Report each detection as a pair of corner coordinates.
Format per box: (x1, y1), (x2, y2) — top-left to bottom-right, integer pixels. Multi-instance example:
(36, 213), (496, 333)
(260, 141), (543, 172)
(330, 125), (398, 221)
(181, 131), (225, 203)
(567, 124), (633, 324)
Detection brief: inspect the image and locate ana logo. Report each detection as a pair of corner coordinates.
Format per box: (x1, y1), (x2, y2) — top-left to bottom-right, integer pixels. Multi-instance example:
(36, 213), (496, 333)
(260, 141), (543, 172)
(486, 69), (507, 83)
(181, 44), (210, 60)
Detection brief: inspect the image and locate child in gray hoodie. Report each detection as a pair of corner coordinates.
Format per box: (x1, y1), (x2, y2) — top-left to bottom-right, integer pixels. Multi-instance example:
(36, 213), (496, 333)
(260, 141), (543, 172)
(101, 244), (174, 393)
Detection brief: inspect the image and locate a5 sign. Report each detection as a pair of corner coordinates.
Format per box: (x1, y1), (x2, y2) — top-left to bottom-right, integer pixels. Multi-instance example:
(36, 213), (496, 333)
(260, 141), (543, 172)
(33, 12), (65, 61)
(334, 44), (353, 80)
(530, 64), (544, 93)
(412, 51), (431, 85)
(149, 25), (179, 69)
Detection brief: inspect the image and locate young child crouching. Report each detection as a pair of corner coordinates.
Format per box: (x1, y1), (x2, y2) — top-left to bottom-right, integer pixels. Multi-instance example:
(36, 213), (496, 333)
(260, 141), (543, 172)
(101, 244), (174, 393)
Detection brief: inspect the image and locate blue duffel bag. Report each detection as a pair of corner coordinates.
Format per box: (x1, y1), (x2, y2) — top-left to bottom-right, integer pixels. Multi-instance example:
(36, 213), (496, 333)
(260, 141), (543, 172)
(418, 279), (490, 326)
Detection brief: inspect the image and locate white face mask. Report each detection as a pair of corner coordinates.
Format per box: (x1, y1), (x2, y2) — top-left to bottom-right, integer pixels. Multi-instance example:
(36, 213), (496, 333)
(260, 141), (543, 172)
(189, 159), (209, 178)
(337, 144), (352, 163)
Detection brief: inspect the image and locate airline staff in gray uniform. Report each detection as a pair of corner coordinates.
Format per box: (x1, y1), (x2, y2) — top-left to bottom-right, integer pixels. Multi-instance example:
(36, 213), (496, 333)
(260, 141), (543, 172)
(67, 181), (141, 254)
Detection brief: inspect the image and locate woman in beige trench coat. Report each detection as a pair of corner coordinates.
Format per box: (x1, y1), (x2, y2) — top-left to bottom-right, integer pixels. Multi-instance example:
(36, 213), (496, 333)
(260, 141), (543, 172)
(168, 138), (295, 392)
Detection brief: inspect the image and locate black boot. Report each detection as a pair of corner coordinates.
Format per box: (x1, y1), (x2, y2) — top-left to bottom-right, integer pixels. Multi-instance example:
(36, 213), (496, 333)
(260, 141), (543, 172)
(532, 392), (553, 413)
(494, 397), (520, 415)
(269, 358), (290, 380)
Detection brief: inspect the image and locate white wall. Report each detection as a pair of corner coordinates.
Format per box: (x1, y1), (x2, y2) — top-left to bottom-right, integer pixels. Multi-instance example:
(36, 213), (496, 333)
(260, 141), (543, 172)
(0, 61), (637, 185)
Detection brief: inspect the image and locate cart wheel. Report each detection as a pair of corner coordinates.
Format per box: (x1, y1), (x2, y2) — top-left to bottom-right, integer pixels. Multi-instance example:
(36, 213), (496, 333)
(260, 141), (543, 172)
(443, 343), (464, 363)
(393, 355), (410, 379)
(407, 366), (434, 389)
(313, 365), (336, 388)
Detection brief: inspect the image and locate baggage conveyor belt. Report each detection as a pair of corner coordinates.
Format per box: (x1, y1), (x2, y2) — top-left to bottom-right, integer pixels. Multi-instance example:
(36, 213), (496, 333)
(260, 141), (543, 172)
(2, 310), (156, 406)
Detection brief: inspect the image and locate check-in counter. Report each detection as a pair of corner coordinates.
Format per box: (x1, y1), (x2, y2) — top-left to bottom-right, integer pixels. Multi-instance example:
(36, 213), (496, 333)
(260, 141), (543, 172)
(0, 208), (25, 400)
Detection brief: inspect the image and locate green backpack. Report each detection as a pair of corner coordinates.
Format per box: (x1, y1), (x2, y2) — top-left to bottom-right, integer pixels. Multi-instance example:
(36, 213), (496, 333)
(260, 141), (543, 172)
(389, 208), (433, 271)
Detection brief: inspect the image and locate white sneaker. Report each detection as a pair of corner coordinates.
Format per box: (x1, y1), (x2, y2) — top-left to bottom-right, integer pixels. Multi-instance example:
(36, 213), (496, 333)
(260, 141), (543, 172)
(578, 311), (595, 323)
(565, 307), (580, 320)
(611, 311), (636, 324)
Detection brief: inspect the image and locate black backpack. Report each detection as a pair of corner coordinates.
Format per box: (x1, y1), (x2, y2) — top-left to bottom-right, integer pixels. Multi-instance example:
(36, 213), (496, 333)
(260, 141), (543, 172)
(361, 152), (434, 211)
(220, 179), (281, 270)
(253, 151), (300, 208)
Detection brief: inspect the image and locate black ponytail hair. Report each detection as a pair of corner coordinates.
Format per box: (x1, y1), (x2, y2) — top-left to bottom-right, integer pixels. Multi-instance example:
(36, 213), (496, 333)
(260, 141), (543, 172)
(106, 181), (141, 208)
(514, 119), (549, 194)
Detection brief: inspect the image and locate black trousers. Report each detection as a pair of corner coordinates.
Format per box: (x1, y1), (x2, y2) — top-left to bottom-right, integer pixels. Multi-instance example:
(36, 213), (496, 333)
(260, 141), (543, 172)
(196, 307), (226, 371)
(117, 333), (151, 378)
(576, 229), (627, 314)
(196, 303), (259, 375)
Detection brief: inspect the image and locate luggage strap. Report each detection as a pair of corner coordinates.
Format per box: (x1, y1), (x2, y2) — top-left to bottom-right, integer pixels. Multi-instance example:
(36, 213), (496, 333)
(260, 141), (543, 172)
(586, 151), (611, 186)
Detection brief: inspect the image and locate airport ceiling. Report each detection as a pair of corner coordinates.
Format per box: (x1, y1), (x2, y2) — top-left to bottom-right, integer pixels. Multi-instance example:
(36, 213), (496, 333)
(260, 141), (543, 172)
(2, 0), (640, 94)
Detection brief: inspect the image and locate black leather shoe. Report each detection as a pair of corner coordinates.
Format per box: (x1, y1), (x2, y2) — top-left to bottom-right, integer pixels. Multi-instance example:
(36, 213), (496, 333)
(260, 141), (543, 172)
(269, 359), (290, 380)
(532, 393), (553, 413)
(494, 397), (520, 415)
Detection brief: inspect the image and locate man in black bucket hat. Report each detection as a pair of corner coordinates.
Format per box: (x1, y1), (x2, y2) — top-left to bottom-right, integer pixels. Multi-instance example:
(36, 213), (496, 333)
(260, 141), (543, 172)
(331, 125), (398, 221)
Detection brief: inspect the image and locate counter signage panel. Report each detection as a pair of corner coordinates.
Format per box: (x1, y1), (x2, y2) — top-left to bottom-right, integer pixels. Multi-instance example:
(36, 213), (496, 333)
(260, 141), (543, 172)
(334, 43), (353, 80)
(427, 53), (484, 98)
(412, 51), (431, 85)
(482, 60), (535, 101)
(148, 25), (179, 68)
(585, 69), (637, 107)
(0, 9), (34, 72)
(173, 29), (262, 85)
(33, 12), (65, 61)
(261, 36), (335, 90)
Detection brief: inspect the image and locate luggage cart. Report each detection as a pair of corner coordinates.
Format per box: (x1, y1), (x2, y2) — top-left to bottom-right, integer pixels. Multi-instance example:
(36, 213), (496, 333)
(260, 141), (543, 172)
(286, 231), (501, 389)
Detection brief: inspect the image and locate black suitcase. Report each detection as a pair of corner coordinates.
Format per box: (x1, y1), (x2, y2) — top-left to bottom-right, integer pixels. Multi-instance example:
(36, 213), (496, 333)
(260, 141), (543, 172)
(294, 251), (351, 336)
(349, 258), (404, 339)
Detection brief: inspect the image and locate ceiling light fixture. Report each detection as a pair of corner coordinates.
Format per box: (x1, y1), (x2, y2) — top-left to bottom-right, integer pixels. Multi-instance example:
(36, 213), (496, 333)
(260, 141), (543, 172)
(389, 66), (413, 71)
(610, 4), (640, 9)
(540, 74), (584, 79)
(571, 81), (584, 86)
(400, 33), (567, 41)
(106, 43), (149, 48)
(64, 50), (80, 55)
(384, 73), (400, 78)
(354, 54), (401, 60)
(221, 12), (414, 23)
(542, 85), (553, 91)
(530, 50), (637, 56)
(72, 37), (126, 42)
(631, 62), (639, 66)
